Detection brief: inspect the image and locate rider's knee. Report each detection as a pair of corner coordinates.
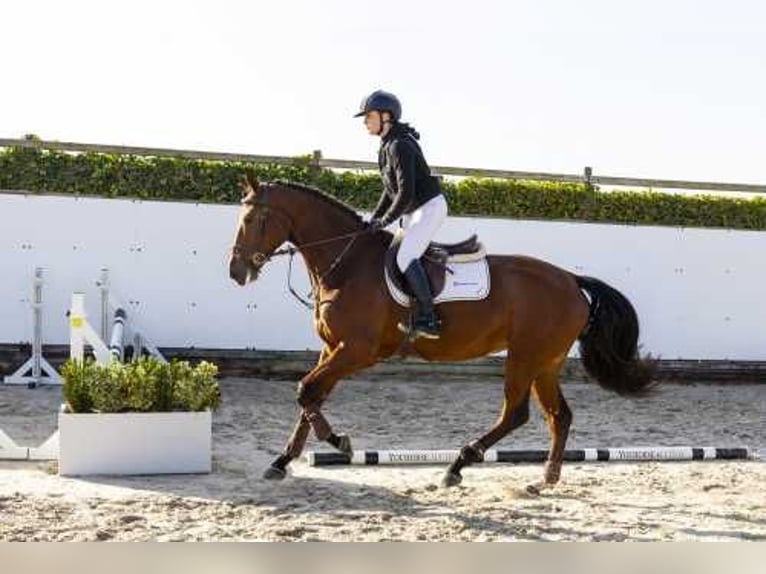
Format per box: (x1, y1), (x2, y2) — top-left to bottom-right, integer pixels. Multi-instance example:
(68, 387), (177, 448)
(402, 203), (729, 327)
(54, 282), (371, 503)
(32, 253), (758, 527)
(396, 251), (415, 273)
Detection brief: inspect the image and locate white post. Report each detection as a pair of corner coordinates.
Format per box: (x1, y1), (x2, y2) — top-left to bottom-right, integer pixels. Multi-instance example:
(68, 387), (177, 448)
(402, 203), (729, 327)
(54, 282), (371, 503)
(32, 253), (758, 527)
(98, 268), (109, 342)
(69, 293), (111, 365)
(31, 268), (43, 381)
(70, 293), (85, 362)
(132, 332), (143, 362)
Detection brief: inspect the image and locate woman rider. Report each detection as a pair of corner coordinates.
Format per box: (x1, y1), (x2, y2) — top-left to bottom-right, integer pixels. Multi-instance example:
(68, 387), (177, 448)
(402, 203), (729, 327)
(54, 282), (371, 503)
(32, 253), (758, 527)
(355, 90), (449, 340)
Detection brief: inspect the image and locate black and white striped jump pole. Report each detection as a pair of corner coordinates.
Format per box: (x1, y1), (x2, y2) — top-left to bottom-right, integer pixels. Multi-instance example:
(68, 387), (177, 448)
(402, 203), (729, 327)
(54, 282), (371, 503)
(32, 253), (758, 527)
(306, 447), (756, 467)
(109, 308), (127, 362)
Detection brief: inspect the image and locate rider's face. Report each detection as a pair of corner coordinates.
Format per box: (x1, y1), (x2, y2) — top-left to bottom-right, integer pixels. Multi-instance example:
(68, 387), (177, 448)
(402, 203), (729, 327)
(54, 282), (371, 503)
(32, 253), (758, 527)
(364, 111), (382, 135)
(364, 111), (392, 136)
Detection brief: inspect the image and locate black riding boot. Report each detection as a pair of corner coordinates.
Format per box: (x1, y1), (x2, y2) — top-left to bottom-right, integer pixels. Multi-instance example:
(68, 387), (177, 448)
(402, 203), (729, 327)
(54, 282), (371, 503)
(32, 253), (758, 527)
(399, 260), (441, 339)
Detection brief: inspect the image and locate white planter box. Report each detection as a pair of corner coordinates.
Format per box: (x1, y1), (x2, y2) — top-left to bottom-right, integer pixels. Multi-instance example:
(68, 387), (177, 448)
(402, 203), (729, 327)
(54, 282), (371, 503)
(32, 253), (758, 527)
(58, 410), (212, 476)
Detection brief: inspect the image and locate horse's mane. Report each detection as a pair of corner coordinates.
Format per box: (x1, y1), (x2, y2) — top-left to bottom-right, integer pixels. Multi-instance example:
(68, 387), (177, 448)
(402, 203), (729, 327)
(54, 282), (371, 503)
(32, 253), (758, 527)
(272, 180), (365, 225)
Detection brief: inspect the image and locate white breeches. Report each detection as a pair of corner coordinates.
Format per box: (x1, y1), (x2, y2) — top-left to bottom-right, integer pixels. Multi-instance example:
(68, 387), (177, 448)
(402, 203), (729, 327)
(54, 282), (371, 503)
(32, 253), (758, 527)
(396, 194), (448, 272)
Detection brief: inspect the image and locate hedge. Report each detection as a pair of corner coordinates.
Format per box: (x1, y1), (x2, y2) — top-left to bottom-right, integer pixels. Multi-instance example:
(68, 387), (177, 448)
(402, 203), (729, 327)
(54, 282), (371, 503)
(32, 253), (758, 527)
(1, 146), (764, 230)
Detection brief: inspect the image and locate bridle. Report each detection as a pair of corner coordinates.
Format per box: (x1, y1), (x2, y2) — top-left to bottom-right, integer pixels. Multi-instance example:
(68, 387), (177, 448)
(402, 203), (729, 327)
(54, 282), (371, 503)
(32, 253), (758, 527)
(234, 185), (368, 309)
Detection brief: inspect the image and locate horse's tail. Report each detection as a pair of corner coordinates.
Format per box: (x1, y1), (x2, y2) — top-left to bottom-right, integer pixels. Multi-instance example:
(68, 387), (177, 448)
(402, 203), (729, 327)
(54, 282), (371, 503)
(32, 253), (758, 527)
(575, 275), (657, 396)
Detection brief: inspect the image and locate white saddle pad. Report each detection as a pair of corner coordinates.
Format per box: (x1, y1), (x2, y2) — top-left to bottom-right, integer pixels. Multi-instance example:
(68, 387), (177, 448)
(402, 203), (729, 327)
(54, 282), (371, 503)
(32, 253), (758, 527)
(385, 257), (491, 308)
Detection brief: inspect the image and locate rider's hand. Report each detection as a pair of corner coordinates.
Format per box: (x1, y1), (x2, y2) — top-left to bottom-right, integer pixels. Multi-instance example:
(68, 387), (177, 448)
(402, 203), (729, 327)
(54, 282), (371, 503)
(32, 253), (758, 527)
(367, 219), (384, 231)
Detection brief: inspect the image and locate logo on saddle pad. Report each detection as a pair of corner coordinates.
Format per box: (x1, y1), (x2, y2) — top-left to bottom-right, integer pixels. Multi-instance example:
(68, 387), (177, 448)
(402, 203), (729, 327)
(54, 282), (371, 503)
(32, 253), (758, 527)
(385, 233), (491, 308)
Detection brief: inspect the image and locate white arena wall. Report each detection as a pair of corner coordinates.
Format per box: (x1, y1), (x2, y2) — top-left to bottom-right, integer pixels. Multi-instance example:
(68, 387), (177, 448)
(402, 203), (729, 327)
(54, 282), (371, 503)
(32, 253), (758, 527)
(1, 191), (764, 360)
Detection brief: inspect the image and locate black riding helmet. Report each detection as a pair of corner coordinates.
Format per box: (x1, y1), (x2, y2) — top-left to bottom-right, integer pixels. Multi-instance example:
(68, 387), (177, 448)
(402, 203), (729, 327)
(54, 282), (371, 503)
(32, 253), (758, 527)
(354, 90), (402, 122)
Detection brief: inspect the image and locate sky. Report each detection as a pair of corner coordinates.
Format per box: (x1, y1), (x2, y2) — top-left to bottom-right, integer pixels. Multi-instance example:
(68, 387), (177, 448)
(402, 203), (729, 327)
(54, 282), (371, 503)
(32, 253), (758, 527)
(1, 0), (765, 184)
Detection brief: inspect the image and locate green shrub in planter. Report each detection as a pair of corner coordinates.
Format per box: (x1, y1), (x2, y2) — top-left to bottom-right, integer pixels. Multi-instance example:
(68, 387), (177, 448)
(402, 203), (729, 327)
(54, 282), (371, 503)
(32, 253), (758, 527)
(61, 357), (221, 413)
(90, 361), (129, 413)
(170, 360), (221, 413)
(60, 359), (94, 414)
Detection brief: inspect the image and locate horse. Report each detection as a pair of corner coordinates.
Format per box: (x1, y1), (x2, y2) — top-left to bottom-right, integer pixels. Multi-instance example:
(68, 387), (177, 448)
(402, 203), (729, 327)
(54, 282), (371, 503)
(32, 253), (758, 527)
(229, 176), (656, 489)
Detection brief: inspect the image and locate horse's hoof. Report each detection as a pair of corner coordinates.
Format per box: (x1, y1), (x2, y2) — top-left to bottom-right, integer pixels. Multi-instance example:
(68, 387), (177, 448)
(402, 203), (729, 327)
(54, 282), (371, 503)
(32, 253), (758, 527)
(525, 481), (552, 496)
(442, 471), (463, 488)
(336, 434), (353, 456)
(263, 466), (287, 481)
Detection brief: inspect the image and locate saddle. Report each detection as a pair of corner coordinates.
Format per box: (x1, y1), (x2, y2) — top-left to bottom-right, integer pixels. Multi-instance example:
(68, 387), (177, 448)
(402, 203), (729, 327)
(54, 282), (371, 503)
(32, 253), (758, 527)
(385, 231), (486, 298)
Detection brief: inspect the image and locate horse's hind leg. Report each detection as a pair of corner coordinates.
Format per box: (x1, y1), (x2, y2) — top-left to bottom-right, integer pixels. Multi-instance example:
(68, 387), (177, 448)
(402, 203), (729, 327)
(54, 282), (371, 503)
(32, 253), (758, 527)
(527, 361), (572, 494)
(443, 358), (535, 487)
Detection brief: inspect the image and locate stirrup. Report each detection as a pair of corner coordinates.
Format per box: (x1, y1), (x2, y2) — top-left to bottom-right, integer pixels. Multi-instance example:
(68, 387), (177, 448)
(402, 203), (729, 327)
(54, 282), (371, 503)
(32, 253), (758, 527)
(416, 320), (441, 340)
(398, 313), (441, 340)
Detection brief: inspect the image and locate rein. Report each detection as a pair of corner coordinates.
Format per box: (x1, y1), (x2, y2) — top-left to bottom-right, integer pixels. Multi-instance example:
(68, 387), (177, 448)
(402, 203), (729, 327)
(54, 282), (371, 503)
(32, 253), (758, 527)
(272, 230), (365, 310)
(240, 187), (368, 310)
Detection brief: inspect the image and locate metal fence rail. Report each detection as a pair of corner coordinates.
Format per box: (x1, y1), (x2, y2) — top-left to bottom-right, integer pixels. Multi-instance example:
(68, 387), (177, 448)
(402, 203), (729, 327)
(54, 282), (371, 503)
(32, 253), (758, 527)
(2, 137), (765, 194)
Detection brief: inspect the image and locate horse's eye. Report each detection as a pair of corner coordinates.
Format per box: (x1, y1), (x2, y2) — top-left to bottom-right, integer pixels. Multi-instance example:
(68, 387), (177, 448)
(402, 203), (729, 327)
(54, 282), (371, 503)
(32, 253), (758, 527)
(243, 216), (253, 225)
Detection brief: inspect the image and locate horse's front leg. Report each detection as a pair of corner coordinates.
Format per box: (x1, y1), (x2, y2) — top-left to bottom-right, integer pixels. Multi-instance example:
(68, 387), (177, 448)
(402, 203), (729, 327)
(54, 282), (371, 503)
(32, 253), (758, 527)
(263, 346), (330, 480)
(263, 410), (312, 480)
(263, 342), (375, 480)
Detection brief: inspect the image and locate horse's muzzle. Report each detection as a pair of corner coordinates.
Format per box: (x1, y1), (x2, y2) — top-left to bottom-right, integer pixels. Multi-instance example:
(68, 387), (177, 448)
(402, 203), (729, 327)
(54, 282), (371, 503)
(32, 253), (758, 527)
(229, 255), (260, 286)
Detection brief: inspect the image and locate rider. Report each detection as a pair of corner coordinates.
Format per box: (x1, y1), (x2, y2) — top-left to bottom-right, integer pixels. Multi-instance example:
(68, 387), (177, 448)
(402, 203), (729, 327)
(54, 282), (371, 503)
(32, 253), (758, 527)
(355, 90), (448, 340)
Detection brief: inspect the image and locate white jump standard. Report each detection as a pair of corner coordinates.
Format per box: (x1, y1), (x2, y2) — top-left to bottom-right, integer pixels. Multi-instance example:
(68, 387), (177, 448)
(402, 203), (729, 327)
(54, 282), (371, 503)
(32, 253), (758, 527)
(1, 288), (168, 462)
(3, 268), (61, 386)
(306, 447), (756, 466)
(96, 268), (166, 363)
(69, 289), (166, 365)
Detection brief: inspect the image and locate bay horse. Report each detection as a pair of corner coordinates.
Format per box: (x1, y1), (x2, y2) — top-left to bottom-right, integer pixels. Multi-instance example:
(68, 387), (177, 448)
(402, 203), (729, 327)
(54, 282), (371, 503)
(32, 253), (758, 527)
(229, 177), (656, 489)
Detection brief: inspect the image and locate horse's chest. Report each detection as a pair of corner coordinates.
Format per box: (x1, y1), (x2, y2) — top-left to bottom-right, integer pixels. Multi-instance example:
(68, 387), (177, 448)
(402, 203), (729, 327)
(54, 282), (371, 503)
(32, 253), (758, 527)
(315, 317), (334, 345)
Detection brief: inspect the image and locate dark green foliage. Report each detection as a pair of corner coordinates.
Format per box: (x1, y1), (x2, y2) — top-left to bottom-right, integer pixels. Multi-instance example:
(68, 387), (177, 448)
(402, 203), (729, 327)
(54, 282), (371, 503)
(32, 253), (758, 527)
(1, 146), (764, 230)
(61, 357), (221, 413)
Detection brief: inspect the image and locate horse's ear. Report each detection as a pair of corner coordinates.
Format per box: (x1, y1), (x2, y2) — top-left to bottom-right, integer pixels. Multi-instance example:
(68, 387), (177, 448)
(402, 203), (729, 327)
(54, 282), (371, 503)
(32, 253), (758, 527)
(240, 171), (259, 197)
